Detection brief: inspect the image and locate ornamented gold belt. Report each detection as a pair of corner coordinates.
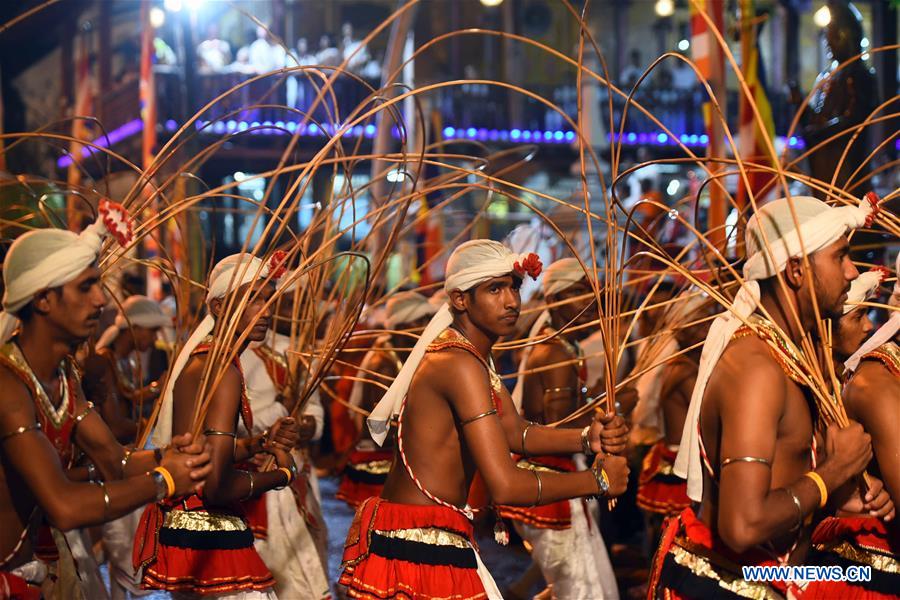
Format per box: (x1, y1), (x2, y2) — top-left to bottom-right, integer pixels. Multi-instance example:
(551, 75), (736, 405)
(162, 509), (247, 533)
(373, 527), (471, 549)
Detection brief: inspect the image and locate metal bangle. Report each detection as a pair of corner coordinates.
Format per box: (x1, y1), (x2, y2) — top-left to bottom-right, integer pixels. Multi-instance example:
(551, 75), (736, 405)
(120, 448), (133, 473)
(459, 408), (498, 427)
(786, 487), (804, 531)
(521, 422), (535, 456)
(86, 463), (99, 483)
(240, 470), (255, 501)
(721, 456), (772, 469)
(204, 429), (237, 438)
(531, 469), (543, 506)
(0, 423), (41, 444)
(580, 425), (592, 456)
(96, 481), (110, 518)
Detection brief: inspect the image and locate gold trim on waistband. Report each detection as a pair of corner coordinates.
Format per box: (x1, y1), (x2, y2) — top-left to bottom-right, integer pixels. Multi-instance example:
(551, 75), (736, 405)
(162, 509), (248, 532)
(822, 540), (900, 574)
(373, 527), (471, 549)
(349, 459), (392, 475)
(669, 542), (785, 600)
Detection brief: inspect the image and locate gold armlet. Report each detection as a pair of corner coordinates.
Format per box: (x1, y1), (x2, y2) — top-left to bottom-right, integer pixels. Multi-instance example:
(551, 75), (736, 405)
(0, 423), (41, 444)
(458, 408), (498, 427)
(720, 456), (772, 469)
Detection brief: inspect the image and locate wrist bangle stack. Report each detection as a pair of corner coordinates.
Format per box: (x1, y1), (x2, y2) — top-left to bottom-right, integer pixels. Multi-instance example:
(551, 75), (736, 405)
(278, 467), (294, 487)
(581, 425), (592, 455)
(591, 463), (610, 498)
(803, 471), (828, 508)
(152, 466), (176, 498)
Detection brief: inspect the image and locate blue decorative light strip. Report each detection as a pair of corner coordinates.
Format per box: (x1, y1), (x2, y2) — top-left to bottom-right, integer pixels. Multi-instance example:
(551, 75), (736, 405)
(192, 119), (816, 150)
(56, 118), (144, 169)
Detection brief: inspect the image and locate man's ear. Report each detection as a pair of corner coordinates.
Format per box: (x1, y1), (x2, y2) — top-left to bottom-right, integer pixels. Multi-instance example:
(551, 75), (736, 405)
(448, 289), (468, 312)
(31, 289), (53, 315)
(208, 297), (222, 319)
(784, 256), (806, 289)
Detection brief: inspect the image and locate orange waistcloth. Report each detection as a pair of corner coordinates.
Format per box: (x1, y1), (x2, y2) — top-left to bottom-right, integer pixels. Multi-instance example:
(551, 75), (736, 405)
(340, 497), (487, 600)
(637, 440), (691, 516)
(647, 507), (789, 600)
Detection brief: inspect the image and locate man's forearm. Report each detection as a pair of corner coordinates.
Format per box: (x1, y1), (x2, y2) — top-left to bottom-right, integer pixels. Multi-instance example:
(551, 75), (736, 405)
(515, 422), (582, 457)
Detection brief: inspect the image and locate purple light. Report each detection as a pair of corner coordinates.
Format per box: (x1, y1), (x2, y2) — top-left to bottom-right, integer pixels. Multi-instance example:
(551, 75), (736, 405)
(466, 127), (477, 139)
(553, 131), (564, 142)
(699, 134), (709, 144)
(56, 118), (143, 169)
(522, 130), (532, 141)
(657, 133), (668, 144)
(510, 129), (521, 140)
(488, 129), (499, 141)
(364, 124), (376, 137)
(213, 121), (226, 134)
(564, 131), (575, 142)
(476, 128), (489, 141)
(443, 126), (455, 138)
(165, 119), (177, 131)
(638, 133), (648, 144)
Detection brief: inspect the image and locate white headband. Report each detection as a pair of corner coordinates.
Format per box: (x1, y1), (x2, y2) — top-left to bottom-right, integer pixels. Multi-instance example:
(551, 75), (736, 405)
(845, 254), (899, 372)
(367, 240), (541, 445)
(675, 194), (878, 502)
(511, 257), (588, 412)
(151, 251), (286, 446)
(385, 291), (438, 330)
(0, 200), (133, 344)
(95, 295), (172, 350)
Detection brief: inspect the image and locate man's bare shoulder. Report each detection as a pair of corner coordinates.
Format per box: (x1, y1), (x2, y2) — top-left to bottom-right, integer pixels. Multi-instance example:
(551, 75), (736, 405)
(709, 334), (788, 402)
(845, 360), (899, 415)
(417, 347), (489, 394)
(0, 363), (38, 431)
(528, 342), (569, 369)
(177, 353), (241, 389)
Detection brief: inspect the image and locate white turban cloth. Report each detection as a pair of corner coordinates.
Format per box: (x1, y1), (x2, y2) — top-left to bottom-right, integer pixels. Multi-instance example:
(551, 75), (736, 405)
(1, 201), (133, 344)
(511, 257), (589, 412)
(367, 240), (541, 445)
(385, 291), (438, 330)
(95, 295), (172, 350)
(842, 269), (885, 316)
(675, 195), (878, 502)
(152, 252), (283, 446)
(846, 253), (899, 372)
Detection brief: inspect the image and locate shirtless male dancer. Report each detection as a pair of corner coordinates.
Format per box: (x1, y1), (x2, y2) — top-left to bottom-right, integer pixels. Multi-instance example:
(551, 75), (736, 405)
(339, 291), (437, 507)
(502, 257), (624, 600)
(650, 195), (889, 599)
(637, 293), (714, 541)
(238, 267), (331, 599)
(805, 264), (899, 598)
(0, 207), (210, 598)
(86, 294), (172, 598)
(341, 240), (629, 599)
(137, 253), (301, 599)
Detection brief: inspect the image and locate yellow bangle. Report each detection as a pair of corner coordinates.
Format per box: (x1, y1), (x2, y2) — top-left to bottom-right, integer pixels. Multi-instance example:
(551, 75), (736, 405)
(278, 467), (293, 486)
(153, 466), (176, 498)
(803, 471), (828, 508)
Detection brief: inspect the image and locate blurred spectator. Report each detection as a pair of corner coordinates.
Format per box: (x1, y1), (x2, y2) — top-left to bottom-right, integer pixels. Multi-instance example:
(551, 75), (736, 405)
(248, 25), (282, 73)
(197, 24), (231, 72)
(671, 58), (696, 91)
(154, 37), (176, 66)
(341, 22), (370, 73)
(285, 37), (317, 110)
(620, 49), (643, 90)
(316, 34), (342, 69)
(361, 52), (382, 81)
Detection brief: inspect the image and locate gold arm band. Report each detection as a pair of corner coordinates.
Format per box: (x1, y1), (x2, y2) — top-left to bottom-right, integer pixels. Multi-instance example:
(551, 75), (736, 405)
(803, 471), (828, 508)
(721, 456), (772, 468)
(73, 402), (94, 426)
(543, 386), (574, 394)
(522, 421), (536, 456)
(0, 423), (41, 443)
(458, 408), (498, 427)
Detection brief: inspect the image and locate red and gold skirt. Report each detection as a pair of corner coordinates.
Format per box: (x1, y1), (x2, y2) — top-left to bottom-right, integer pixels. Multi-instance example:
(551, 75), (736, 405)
(0, 572), (41, 600)
(339, 497), (487, 600)
(803, 515), (900, 599)
(133, 493), (275, 596)
(497, 455), (574, 530)
(647, 507), (788, 600)
(336, 449), (394, 508)
(637, 441), (691, 516)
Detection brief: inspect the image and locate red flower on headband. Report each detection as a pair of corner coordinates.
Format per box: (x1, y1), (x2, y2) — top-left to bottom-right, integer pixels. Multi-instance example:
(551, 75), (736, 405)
(99, 199), (133, 247)
(268, 250), (288, 280)
(863, 192), (881, 227)
(871, 265), (891, 283)
(513, 253), (543, 280)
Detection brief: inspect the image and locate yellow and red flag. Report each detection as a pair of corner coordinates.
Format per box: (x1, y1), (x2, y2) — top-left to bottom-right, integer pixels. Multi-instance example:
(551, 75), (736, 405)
(736, 0), (776, 208)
